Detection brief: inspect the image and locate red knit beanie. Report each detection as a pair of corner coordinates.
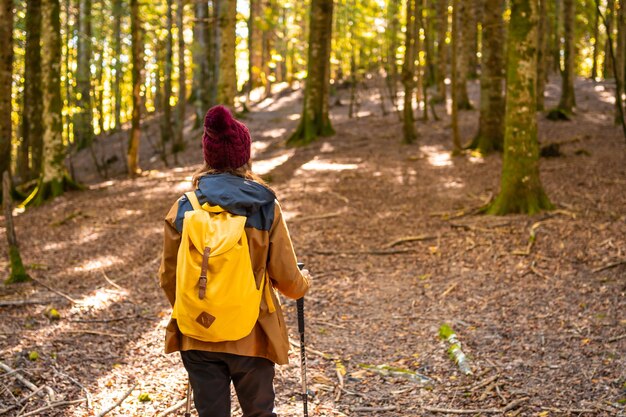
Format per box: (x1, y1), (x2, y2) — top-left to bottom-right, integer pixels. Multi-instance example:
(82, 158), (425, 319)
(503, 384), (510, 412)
(202, 105), (251, 170)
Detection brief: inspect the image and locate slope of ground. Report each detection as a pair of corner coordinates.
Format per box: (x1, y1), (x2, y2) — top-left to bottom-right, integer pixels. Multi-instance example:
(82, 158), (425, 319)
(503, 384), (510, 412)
(0, 77), (624, 417)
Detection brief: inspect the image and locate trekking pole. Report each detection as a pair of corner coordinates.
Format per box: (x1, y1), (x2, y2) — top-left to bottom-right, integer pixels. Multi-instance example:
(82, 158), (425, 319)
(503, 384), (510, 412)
(296, 262), (308, 417)
(184, 380), (192, 417)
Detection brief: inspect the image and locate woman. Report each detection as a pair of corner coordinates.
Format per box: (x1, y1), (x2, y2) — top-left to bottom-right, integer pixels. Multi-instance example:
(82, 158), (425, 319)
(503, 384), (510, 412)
(159, 105), (311, 417)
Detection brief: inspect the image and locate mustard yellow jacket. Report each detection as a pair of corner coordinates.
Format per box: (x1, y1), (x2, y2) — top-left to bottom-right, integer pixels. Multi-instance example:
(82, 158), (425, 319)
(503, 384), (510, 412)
(159, 174), (310, 365)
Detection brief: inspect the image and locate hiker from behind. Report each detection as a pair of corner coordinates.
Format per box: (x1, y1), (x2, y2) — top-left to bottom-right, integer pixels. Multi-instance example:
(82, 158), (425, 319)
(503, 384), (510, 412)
(159, 105), (311, 417)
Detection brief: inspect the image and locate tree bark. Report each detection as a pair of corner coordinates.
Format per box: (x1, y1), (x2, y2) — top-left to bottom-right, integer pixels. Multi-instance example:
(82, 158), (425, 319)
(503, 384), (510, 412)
(401, 0), (418, 143)
(193, 0), (211, 126)
(0, 0), (14, 196)
(217, 0), (237, 107)
(173, 0), (186, 158)
(386, 0), (401, 101)
(451, 0), (461, 152)
(127, 0), (142, 176)
(488, 0), (552, 215)
(455, 0), (471, 109)
(591, 4), (600, 80)
(604, 0), (616, 79)
(248, 0), (263, 97)
(287, 0), (335, 145)
(113, 0), (123, 130)
(614, 0), (625, 123)
(162, 0), (174, 146)
(473, 0), (505, 153)
(3, 172), (30, 284)
(536, 0), (548, 111)
(74, 0), (94, 150)
(435, 0), (448, 102)
(20, 0), (43, 182)
(557, 0), (575, 113)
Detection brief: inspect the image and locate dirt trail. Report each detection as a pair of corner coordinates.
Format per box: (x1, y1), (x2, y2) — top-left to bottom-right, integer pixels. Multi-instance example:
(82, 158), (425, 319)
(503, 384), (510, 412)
(1, 77), (625, 416)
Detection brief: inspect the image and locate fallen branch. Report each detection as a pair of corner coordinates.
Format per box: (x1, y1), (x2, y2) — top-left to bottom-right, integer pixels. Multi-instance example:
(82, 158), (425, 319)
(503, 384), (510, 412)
(441, 282), (458, 298)
(359, 364), (433, 385)
(95, 384), (137, 417)
(439, 324), (472, 376)
(102, 271), (125, 291)
(311, 248), (417, 256)
(608, 333), (626, 343)
(512, 222), (541, 256)
(468, 374), (499, 392)
(384, 235), (436, 248)
(289, 338), (336, 360)
(155, 398), (187, 417)
(53, 367), (92, 410)
(0, 298), (62, 307)
(20, 399), (86, 417)
(63, 330), (126, 338)
(529, 263), (550, 280)
(424, 397), (529, 414)
(29, 275), (79, 304)
(293, 210), (346, 222)
(0, 361), (56, 401)
(592, 259), (626, 273)
(352, 406), (397, 412)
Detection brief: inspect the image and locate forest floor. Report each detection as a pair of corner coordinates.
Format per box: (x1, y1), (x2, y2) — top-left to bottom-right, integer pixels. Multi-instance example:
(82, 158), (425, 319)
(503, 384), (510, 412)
(1, 76), (625, 417)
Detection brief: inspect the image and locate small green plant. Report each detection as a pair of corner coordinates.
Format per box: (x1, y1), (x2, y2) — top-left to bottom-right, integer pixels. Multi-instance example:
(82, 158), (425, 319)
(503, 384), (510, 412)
(138, 393), (151, 402)
(28, 351), (39, 361)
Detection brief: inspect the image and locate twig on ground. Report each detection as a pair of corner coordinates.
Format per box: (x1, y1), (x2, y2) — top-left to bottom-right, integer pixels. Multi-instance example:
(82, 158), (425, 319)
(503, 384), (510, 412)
(29, 275), (79, 304)
(469, 374), (499, 392)
(289, 338), (337, 360)
(293, 210), (346, 222)
(53, 367), (92, 409)
(529, 263), (550, 280)
(540, 406), (595, 414)
(155, 398), (187, 417)
(0, 298), (62, 307)
(94, 384), (137, 417)
(310, 319), (347, 329)
(352, 406), (397, 412)
(19, 399), (86, 417)
(312, 249), (417, 256)
(63, 330), (126, 338)
(0, 361), (56, 401)
(101, 271), (125, 291)
(592, 259), (626, 273)
(424, 397), (529, 414)
(608, 333), (626, 343)
(441, 282), (458, 298)
(512, 222), (541, 256)
(384, 235), (436, 248)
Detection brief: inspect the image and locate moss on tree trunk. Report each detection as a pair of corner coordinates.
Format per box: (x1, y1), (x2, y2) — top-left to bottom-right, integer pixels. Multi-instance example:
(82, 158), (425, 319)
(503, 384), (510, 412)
(487, 0), (553, 215)
(3, 172), (30, 284)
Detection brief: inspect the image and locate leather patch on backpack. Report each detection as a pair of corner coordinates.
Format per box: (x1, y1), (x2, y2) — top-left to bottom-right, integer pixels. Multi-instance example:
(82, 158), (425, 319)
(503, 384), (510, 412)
(196, 312), (216, 329)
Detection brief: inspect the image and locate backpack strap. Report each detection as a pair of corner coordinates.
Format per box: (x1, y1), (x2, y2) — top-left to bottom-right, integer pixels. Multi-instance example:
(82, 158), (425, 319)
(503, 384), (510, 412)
(185, 191), (202, 211)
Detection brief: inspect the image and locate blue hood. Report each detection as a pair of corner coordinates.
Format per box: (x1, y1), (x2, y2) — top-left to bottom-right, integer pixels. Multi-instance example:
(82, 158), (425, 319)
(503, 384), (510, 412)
(175, 174), (276, 233)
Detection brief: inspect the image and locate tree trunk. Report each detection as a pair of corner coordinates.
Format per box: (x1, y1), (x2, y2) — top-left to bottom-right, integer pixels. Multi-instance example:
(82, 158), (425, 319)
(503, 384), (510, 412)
(614, 1), (625, 123)
(604, 0), (616, 79)
(20, 0), (44, 183)
(74, 0), (94, 150)
(3, 172), (30, 284)
(451, 0), (461, 152)
(386, 0), (401, 101)
(557, 0), (575, 113)
(473, 0), (505, 153)
(193, 0), (211, 126)
(211, 0), (221, 105)
(287, 0), (334, 145)
(435, 0), (447, 102)
(0, 0), (14, 196)
(113, 0), (123, 130)
(536, 0), (548, 111)
(173, 0), (186, 159)
(455, 0), (471, 109)
(591, 5), (600, 80)
(127, 0), (142, 176)
(35, 0), (76, 204)
(488, 0), (552, 215)
(467, 0), (479, 79)
(162, 0), (174, 146)
(248, 0), (263, 98)
(401, 0), (418, 143)
(217, 0), (237, 107)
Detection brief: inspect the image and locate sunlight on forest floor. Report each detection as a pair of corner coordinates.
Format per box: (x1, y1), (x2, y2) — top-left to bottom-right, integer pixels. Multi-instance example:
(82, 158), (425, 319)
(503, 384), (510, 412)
(420, 145), (453, 167)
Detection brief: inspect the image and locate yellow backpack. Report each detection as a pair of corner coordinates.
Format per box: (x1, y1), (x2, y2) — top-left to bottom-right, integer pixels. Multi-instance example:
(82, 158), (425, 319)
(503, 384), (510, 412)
(172, 191), (274, 342)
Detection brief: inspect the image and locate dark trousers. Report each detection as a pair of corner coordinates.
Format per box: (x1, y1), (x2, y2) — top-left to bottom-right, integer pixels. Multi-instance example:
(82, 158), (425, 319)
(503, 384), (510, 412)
(181, 350), (277, 417)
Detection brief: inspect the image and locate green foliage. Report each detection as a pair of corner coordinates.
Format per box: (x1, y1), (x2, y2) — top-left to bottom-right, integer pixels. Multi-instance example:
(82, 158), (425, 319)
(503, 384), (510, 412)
(28, 351), (39, 361)
(138, 393), (152, 402)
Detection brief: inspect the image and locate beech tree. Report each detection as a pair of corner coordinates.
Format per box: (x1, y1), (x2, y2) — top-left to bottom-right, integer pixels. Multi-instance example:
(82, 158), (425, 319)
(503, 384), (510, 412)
(401, 0), (418, 143)
(217, 0), (237, 107)
(127, 0), (142, 175)
(556, 0), (576, 114)
(472, 0), (505, 153)
(0, 0), (14, 197)
(288, 0), (335, 145)
(74, 0), (94, 149)
(488, 0), (552, 215)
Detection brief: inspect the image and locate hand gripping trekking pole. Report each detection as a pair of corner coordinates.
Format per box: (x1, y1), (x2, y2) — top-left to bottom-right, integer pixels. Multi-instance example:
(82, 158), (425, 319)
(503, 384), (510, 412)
(297, 263), (308, 417)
